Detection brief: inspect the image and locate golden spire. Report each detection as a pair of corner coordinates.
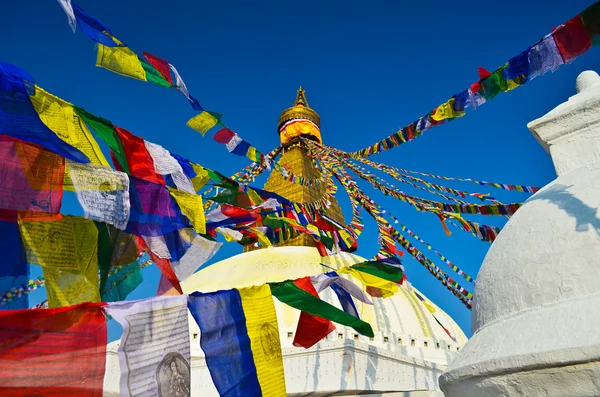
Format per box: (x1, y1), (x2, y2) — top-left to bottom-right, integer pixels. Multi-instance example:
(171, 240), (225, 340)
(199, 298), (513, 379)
(278, 87), (322, 145)
(294, 86), (309, 107)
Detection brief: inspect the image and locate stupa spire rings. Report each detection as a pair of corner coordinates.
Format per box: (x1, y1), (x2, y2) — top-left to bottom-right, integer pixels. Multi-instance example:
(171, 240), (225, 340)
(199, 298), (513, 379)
(278, 87), (322, 145)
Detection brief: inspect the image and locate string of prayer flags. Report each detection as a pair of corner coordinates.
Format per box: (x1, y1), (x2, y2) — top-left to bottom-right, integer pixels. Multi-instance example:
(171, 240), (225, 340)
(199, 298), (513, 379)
(0, 277), (44, 308)
(348, 1), (600, 158)
(19, 216), (101, 307)
(105, 295), (191, 397)
(189, 285), (287, 397)
(269, 279), (375, 337)
(0, 302), (107, 396)
(0, 221), (28, 310)
(373, 204), (475, 283)
(414, 290), (457, 342)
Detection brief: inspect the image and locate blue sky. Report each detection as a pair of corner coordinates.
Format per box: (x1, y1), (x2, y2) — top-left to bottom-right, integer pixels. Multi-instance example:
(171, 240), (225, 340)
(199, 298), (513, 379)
(1, 0), (598, 339)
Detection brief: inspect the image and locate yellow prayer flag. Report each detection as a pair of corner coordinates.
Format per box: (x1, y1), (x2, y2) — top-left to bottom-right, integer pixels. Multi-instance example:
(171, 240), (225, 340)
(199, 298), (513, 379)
(431, 98), (465, 121)
(96, 41), (147, 82)
(190, 163), (211, 192)
(186, 111), (218, 136)
(19, 216), (100, 307)
(30, 86), (110, 190)
(247, 188), (264, 206)
(338, 267), (399, 298)
(167, 187), (206, 234)
(246, 146), (259, 162)
(249, 227), (272, 247)
(238, 285), (287, 397)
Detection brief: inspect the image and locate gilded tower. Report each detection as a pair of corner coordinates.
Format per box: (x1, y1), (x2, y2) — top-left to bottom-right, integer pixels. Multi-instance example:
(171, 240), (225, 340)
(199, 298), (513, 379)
(262, 87), (346, 247)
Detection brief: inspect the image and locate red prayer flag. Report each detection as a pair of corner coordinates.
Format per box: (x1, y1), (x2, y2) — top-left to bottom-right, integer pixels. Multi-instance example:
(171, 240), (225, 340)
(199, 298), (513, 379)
(0, 303), (107, 396)
(213, 128), (236, 144)
(553, 15), (592, 62)
(115, 127), (165, 185)
(477, 67), (492, 80)
(142, 52), (174, 85)
(292, 277), (336, 349)
(137, 236), (183, 294)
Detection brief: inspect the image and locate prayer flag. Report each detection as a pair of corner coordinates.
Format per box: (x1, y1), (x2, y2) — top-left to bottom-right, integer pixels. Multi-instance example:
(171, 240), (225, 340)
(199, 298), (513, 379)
(553, 15), (592, 62)
(105, 295), (191, 397)
(126, 176), (189, 237)
(75, 107), (129, 172)
(56, 0), (76, 32)
(431, 98), (464, 121)
(270, 280), (374, 337)
(0, 137), (65, 215)
(140, 58), (173, 88)
(0, 302), (107, 396)
(213, 127), (236, 144)
(68, 161), (131, 230)
(144, 141), (195, 193)
(528, 35), (564, 79)
(142, 52), (174, 85)
(167, 187), (206, 234)
(0, 61), (89, 163)
(582, 2), (600, 45)
(72, 3), (118, 47)
(30, 86), (109, 167)
(292, 277), (336, 348)
(20, 216), (101, 307)
(115, 127), (165, 184)
(168, 63), (201, 109)
(187, 111), (219, 136)
(171, 229), (221, 280)
(188, 285), (286, 397)
(96, 42), (147, 82)
(337, 267), (398, 298)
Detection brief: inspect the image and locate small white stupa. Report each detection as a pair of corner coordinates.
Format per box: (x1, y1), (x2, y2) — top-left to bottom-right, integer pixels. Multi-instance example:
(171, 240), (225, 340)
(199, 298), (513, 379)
(440, 70), (600, 397)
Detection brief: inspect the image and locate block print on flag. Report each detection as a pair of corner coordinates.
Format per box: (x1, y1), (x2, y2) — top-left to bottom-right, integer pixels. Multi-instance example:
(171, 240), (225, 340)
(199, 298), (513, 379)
(104, 295), (191, 397)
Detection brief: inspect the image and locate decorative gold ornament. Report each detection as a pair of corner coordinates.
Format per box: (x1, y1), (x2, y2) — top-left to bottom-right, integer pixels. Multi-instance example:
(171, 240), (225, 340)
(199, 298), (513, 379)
(278, 87), (322, 145)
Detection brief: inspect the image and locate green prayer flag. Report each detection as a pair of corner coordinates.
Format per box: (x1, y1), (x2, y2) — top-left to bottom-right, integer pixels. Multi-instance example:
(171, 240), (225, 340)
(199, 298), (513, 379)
(269, 280), (375, 337)
(140, 59), (173, 88)
(75, 107), (129, 173)
(351, 260), (404, 283)
(479, 70), (508, 100)
(95, 222), (112, 294)
(102, 260), (143, 302)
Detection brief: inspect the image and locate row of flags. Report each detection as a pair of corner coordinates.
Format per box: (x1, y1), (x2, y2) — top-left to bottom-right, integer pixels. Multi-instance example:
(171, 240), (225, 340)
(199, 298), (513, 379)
(56, 0), (272, 165)
(0, 256), (412, 395)
(349, 2), (600, 158)
(305, 140), (474, 308)
(0, 60), (362, 313)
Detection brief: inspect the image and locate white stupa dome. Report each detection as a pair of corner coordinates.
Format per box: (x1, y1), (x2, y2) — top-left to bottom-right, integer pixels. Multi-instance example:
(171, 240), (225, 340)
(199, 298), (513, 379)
(440, 71), (600, 397)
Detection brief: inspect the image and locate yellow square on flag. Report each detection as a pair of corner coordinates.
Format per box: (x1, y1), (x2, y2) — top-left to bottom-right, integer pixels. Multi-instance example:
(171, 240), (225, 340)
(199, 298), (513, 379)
(187, 111), (219, 136)
(96, 43), (147, 82)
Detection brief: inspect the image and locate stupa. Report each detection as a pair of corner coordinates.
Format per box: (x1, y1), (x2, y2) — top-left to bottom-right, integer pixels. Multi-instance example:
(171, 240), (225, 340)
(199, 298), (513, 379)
(103, 89), (468, 397)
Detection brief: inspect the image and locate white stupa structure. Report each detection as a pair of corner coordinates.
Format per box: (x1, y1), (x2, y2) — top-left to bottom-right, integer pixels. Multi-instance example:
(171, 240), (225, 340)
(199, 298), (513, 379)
(103, 89), (468, 396)
(440, 71), (600, 396)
